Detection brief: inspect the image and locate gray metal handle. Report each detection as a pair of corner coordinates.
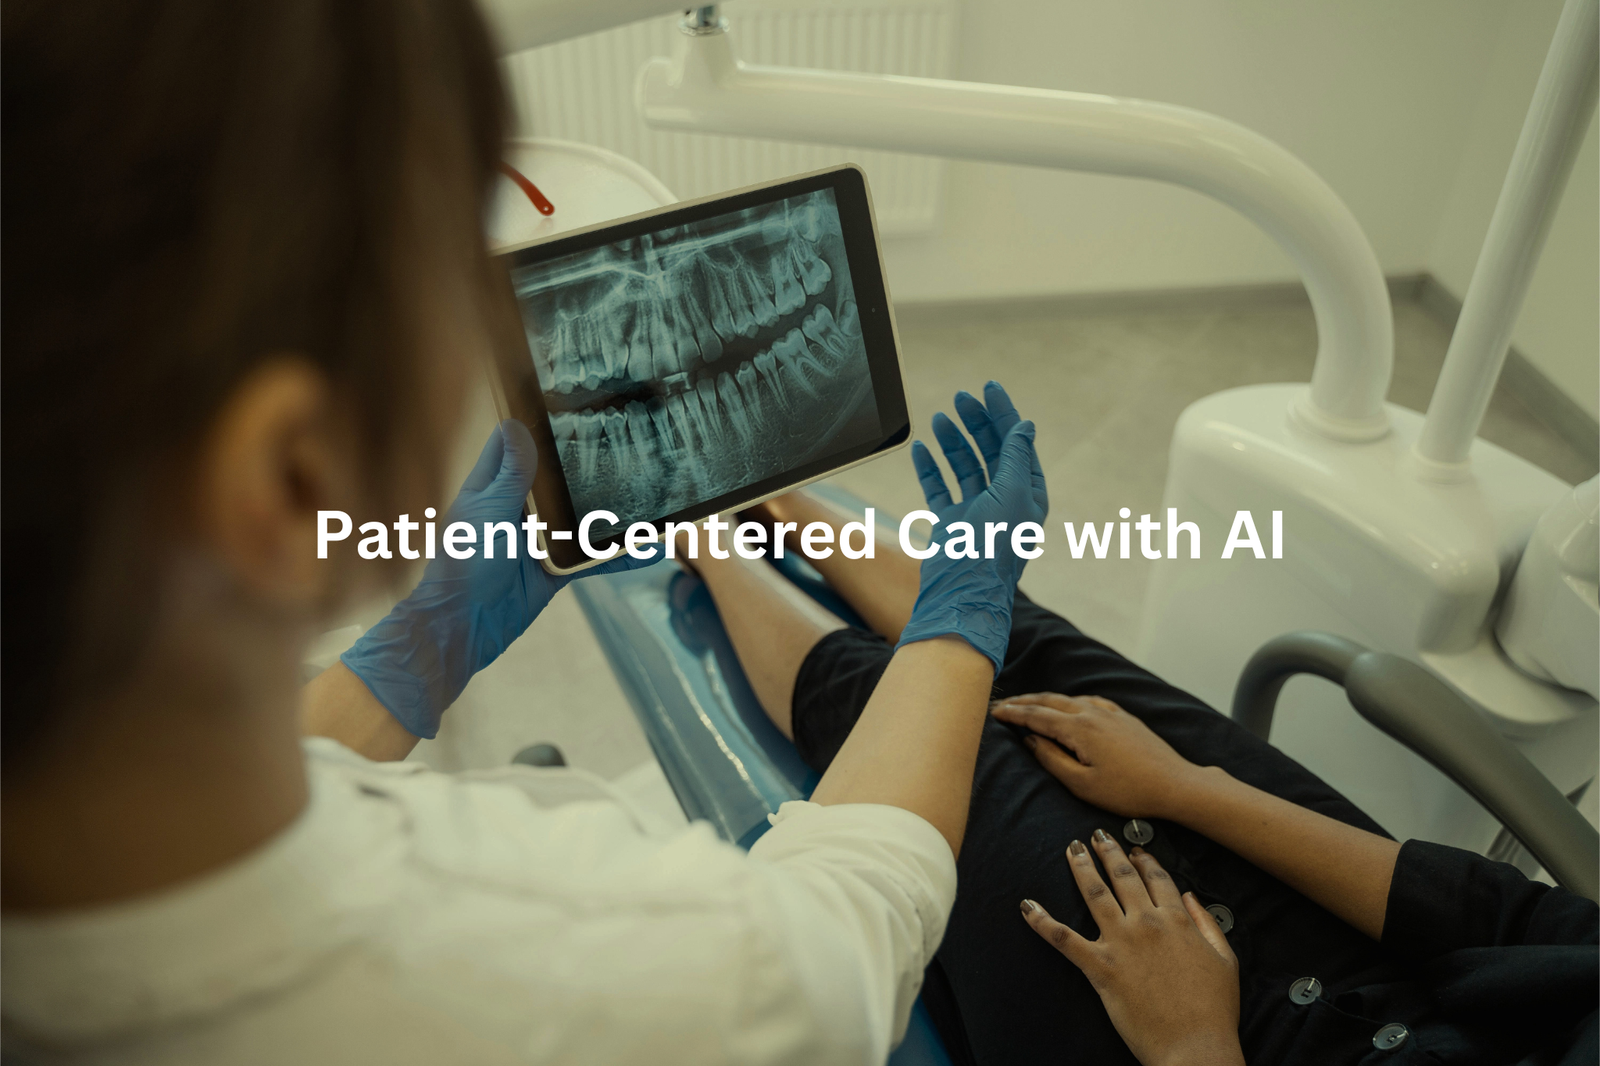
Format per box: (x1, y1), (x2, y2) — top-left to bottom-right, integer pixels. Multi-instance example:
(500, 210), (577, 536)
(1232, 631), (1366, 741)
(1232, 631), (1600, 902)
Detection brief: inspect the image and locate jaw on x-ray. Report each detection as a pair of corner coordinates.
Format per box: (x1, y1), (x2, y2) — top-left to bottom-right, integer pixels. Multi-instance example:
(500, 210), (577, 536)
(513, 189), (880, 526)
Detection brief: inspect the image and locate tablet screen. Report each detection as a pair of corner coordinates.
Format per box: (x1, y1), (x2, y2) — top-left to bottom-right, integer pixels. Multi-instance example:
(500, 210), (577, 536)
(499, 168), (908, 566)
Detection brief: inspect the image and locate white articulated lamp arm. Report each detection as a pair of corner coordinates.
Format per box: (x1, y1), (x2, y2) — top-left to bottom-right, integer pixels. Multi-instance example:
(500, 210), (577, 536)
(1415, 0), (1598, 475)
(637, 23), (1394, 442)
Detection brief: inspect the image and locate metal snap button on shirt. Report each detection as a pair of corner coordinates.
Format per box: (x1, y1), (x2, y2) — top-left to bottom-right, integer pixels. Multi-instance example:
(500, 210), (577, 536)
(1288, 977), (1322, 1005)
(1123, 819), (1155, 845)
(1373, 1023), (1409, 1050)
(1205, 903), (1234, 934)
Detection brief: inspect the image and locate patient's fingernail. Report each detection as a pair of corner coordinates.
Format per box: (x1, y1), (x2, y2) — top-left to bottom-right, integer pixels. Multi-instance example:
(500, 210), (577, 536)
(1019, 899), (1036, 916)
(1093, 828), (1114, 846)
(1130, 846), (1146, 857)
(1067, 839), (1088, 858)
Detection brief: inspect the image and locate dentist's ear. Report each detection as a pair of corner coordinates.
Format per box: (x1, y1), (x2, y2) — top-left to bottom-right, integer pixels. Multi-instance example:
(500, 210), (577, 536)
(189, 356), (364, 611)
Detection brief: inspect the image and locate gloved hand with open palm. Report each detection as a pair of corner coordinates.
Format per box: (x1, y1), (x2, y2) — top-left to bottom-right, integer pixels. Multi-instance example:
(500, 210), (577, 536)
(895, 381), (1049, 673)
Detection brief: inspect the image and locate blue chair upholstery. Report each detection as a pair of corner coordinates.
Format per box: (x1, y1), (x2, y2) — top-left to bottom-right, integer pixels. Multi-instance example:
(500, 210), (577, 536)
(571, 489), (952, 1066)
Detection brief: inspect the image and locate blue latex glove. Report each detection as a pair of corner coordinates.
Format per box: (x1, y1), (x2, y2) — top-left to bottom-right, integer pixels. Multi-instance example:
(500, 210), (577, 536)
(341, 420), (656, 739)
(895, 381), (1049, 673)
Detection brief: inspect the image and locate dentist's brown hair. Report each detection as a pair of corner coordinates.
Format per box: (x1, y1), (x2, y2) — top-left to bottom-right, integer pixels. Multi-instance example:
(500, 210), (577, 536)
(1, 0), (509, 754)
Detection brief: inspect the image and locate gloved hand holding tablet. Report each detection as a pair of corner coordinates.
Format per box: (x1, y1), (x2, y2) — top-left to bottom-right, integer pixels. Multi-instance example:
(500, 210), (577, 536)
(339, 419), (656, 739)
(488, 165), (912, 574)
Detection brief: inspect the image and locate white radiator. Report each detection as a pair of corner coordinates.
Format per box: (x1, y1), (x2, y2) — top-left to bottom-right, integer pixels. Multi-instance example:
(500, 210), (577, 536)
(501, 0), (958, 237)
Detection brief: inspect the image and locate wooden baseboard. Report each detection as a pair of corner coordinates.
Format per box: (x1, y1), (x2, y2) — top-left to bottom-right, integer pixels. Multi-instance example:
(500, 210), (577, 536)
(894, 275), (1431, 324)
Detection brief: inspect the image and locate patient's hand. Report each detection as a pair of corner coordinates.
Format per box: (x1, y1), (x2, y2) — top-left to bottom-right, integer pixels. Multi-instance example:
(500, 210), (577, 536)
(1020, 834), (1243, 1066)
(990, 693), (1203, 820)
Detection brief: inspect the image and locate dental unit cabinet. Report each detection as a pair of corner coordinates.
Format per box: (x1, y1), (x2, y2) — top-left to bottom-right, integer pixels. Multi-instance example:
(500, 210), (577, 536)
(479, 0), (1599, 875)
(1140, 0), (1599, 862)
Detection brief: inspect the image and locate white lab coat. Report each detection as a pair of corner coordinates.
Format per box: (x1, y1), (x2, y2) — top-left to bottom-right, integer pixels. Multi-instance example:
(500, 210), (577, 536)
(1, 737), (956, 1065)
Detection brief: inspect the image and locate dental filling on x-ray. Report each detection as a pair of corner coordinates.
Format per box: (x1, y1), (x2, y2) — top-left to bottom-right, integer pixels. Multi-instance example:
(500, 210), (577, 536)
(511, 189), (880, 536)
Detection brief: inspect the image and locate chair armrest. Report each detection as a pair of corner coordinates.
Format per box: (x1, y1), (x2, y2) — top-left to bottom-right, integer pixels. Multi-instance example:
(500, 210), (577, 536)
(1231, 631), (1366, 741)
(1343, 652), (1599, 902)
(1232, 631), (1599, 902)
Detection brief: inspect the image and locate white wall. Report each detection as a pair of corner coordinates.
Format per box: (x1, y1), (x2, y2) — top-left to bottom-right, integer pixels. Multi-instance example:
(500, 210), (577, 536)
(1426, 0), (1598, 419)
(878, 0), (1597, 417)
(882, 0), (1501, 298)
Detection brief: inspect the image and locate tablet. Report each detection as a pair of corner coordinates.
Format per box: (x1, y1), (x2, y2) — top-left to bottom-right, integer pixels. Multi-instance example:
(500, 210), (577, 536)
(491, 165), (911, 573)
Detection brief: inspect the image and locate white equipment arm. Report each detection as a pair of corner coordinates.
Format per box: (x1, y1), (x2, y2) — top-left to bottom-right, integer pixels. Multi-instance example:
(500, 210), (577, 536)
(1415, 0), (1599, 474)
(637, 26), (1395, 442)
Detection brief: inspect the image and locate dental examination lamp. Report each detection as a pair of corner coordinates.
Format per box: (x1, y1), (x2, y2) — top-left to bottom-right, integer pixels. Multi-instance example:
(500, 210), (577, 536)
(478, 0), (1600, 871)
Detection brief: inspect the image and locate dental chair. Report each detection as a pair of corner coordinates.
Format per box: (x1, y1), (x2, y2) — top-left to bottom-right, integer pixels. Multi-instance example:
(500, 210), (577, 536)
(576, 483), (1598, 1066)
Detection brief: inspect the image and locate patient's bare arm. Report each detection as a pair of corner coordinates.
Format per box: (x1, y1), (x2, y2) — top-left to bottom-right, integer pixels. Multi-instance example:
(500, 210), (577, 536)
(685, 536), (994, 857)
(992, 693), (1402, 940)
(755, 492), (922, 642)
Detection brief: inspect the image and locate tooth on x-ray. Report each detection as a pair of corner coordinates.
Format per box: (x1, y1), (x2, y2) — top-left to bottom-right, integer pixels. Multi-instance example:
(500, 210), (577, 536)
(512, 189), (880, 525)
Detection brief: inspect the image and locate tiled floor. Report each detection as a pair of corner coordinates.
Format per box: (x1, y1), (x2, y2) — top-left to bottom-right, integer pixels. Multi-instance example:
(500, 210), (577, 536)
(409, 295), (1596, 782)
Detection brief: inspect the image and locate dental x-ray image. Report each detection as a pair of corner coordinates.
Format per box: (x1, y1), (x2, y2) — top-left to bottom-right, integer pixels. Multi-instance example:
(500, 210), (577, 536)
(511, 189), (880, 532)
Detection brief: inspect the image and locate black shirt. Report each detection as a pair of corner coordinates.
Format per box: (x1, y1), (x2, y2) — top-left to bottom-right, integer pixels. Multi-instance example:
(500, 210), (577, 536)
(1247, 839), (1599, 1064)
(1373, 839), (1598, 1065)
(789, 596), (1599, 1065)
